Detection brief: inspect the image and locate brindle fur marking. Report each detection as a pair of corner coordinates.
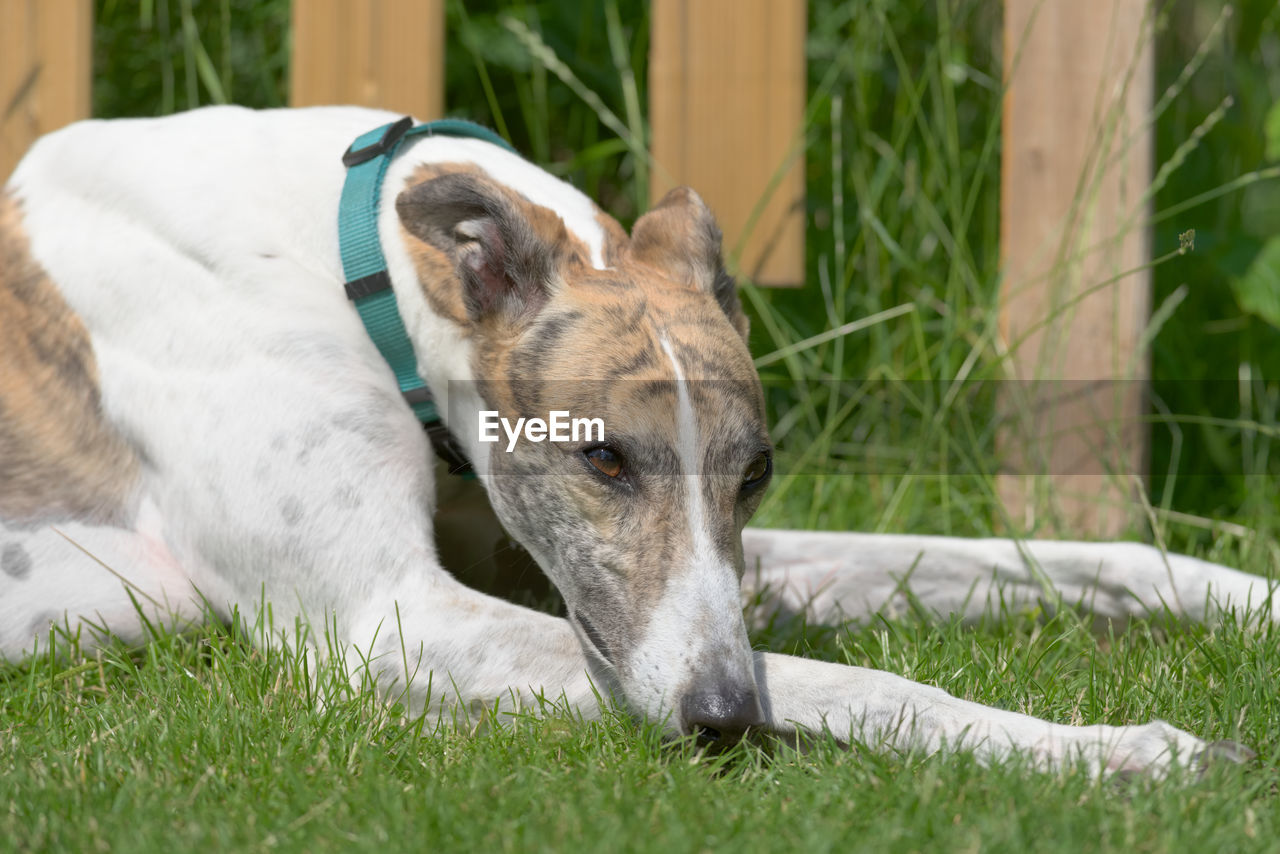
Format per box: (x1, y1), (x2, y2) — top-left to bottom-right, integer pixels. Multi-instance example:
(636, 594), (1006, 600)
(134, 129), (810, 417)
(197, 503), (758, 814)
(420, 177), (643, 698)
(400, 163), (595, 327)
(398, 174), (766, 672)
(628, 187), (748, 342)
(7, 107), (1256, 775)
(0, 194), (140, 524)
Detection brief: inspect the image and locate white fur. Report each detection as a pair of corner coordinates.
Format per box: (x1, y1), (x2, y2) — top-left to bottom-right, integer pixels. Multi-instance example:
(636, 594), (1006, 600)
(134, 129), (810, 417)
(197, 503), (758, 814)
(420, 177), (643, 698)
(740, 530), (1279, 627)
(623, 338), (756, 722)
(2, 106), (1273, 776)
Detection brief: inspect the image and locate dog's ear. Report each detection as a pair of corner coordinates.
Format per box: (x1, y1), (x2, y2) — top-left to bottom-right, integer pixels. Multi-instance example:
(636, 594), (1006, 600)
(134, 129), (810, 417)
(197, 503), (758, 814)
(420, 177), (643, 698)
(396, 172), (562, 322)
(628, 187), (748, 341)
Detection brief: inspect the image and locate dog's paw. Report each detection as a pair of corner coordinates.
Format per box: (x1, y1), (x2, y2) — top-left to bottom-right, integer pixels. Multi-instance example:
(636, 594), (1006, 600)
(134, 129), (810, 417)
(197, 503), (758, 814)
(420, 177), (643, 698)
(1192, 739), (1256, 772)
(1103, 721), (1252, 778)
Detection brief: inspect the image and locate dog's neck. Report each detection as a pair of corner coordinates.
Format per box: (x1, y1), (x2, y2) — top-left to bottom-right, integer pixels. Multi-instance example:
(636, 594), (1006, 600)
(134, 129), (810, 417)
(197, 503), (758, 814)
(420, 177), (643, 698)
(374, 138), (614, 477)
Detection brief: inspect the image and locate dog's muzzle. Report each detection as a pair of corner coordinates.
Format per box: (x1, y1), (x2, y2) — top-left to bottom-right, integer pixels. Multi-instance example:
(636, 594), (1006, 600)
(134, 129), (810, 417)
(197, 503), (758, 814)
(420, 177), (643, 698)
(681, 686), (764, 747)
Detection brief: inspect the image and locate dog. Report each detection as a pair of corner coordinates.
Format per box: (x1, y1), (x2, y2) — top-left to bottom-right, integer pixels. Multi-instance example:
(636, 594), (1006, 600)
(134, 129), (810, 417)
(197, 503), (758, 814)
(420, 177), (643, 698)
(1, 106), (1271, 775)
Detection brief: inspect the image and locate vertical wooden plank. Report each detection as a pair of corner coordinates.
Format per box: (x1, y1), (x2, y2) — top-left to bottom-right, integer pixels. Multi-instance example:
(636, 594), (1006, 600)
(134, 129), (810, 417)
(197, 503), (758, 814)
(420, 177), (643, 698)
(1, 0), (93, 182)
(649, 0), (807, 286)
(375, 0), (444, 118)
(999, 0), (1154, 536)
(290, 0), (444, 121)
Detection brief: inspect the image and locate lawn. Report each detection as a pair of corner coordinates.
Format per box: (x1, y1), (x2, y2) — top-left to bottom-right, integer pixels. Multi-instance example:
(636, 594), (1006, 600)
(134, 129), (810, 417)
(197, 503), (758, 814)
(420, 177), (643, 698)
(4, 0), (1280, 851)
(4, 582), (1279, 852)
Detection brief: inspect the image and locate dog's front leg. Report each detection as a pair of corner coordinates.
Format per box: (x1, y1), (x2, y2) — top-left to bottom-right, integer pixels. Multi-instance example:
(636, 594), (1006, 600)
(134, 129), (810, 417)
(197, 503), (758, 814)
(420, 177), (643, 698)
(742, 529), (1277, 627)
(346, 577), (613, 725)
(752, 652), (1212, 776)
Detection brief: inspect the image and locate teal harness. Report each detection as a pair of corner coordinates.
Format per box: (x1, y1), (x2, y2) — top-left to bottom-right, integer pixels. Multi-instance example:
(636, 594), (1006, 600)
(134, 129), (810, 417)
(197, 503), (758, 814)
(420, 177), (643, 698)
(337, 116), (516, 473)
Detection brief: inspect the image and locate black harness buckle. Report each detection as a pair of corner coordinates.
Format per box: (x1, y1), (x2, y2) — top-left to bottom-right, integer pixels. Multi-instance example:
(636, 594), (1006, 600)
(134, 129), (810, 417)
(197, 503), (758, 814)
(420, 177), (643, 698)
(425, 421), (474, 476)
(342, 116), (414, 168)
(402, 387), (473, 476)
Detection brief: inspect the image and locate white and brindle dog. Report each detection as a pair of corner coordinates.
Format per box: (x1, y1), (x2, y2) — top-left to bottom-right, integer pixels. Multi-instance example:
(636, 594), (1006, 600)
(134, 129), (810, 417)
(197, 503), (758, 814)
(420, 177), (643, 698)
(0, 106), (1271, 775)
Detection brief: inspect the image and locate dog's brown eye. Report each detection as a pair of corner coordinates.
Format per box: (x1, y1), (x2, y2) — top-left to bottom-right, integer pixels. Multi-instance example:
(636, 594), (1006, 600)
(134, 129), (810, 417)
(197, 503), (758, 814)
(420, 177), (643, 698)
(742, 452), (771, 488)
(585, 446), (624, 478)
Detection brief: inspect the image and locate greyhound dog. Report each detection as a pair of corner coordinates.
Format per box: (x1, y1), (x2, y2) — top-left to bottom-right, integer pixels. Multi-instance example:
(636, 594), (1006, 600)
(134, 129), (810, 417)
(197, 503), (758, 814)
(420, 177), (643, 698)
(1, 106), (1271, 775)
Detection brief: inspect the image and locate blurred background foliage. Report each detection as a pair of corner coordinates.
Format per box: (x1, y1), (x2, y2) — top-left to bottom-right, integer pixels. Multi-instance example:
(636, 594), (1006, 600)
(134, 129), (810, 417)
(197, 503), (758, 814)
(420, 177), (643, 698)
(91, 0), (1278, 543)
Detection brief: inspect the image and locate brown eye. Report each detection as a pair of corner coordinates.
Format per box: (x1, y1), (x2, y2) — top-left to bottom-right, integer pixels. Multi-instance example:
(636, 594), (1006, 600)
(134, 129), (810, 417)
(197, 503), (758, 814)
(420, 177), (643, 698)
(585, 446), (624, 479)
(742, 452), (771, 488)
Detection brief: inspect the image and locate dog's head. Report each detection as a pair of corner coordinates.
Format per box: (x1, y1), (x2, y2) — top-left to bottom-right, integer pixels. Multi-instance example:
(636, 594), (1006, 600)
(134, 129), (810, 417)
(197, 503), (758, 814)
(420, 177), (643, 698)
(397, 169), (769, 743)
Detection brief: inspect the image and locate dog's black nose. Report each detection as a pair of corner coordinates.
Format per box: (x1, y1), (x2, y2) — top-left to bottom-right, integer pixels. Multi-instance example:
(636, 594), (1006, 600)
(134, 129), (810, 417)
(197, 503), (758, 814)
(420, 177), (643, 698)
(681, 688), (764, 747)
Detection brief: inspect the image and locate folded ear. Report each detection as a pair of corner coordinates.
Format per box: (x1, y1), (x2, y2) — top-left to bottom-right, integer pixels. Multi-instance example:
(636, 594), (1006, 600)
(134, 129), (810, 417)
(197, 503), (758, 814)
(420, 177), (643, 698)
(629, 187), (748, 341)
(396, 172), (562, 322)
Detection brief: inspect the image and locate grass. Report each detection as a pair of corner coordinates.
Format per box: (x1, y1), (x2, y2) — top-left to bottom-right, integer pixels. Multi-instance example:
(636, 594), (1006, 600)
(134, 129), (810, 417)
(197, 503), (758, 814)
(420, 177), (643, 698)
(4, 597), (1280, 852)
(5, 0), (1280, 851)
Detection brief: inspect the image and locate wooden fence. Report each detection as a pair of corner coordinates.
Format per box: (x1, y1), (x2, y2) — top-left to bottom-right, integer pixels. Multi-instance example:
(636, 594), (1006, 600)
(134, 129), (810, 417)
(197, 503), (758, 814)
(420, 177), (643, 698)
(0, 0), (1155, 536)
(999, 0), (1153, 536)
(649, 0), (807, 286)
(1, 0), (91, 184)
(290, 0), (444, 124)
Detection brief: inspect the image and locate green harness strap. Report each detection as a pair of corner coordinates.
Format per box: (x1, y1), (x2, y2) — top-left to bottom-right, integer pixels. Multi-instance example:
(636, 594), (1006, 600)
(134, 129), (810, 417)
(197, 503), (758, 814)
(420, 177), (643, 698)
(337, 116), (516, 474)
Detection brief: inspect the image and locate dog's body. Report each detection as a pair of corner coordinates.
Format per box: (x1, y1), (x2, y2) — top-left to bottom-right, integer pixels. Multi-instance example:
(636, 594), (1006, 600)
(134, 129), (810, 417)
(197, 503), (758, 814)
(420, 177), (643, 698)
(1, 106), (1272, 774)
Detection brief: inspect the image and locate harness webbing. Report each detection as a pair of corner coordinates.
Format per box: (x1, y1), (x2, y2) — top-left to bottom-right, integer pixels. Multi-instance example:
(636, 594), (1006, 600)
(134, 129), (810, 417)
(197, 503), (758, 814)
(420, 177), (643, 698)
(337, 116), (516, 473)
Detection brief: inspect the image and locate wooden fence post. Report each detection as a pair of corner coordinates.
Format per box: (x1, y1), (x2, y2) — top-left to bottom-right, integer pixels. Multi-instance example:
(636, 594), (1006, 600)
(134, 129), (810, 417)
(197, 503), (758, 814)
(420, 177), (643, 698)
(290, 0), (444, 121)
(1, 0), (93, 181)
(649, 0), (807, 286)
(999, 0), (1155, 536)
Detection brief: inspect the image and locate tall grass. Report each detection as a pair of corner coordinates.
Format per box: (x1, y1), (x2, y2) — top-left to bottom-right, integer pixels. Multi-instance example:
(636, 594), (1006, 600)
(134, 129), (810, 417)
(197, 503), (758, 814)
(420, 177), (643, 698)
(92, 0), (1278, 559)
(5, 5), (1278, 850)
(440, 0), (1279, 562)
(4, 557), (1278, 852)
